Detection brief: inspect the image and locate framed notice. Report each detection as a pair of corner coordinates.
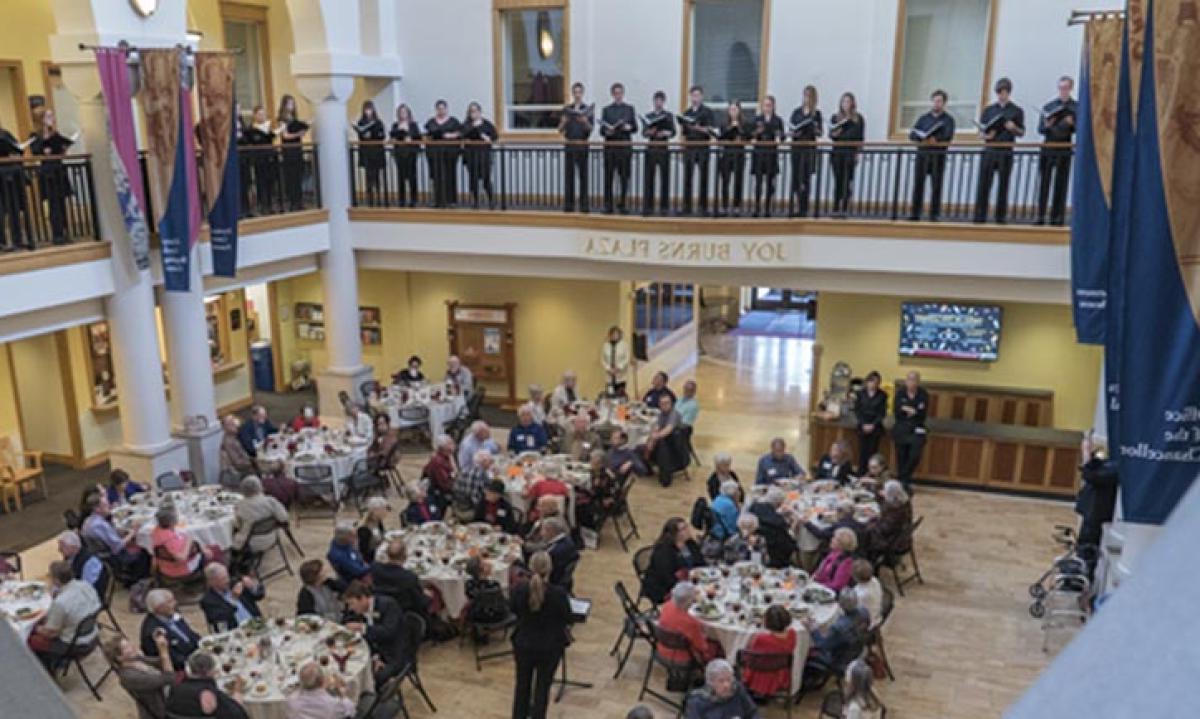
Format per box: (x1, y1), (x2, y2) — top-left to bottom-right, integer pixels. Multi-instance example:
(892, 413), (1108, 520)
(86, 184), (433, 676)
(446, 301), (516, 405)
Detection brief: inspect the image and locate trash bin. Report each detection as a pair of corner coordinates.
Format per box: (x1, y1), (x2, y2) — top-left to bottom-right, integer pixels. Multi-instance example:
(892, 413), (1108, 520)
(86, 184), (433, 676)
(250, 341), (274, 392)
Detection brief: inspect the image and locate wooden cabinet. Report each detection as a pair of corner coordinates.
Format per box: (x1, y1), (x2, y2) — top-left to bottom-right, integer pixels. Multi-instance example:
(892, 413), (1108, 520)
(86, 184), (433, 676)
(898, 381), (1055, 428)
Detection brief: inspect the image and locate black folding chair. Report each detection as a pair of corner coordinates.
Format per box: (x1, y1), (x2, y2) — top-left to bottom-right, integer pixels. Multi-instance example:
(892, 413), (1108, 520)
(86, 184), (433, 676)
(638, 624), (703, 717)
(243, 515), (295, 583)
(0, 550), (22, 579)
(875, 516), (925, 596)
(294, 464), (340, 519)
(56, 611), (112, 700)
(610, 580), (658, 679)
(345, 458), (386, 513)
(94, 558), (124, 636)
(155, 471), (185, 491)
(600, 474), (641, 552)
(632, 545), (655, 605)
(464, 584), (518, 671)
(396, 612), (437, 713)
(465, 387), (486, 422)
(152, 544), (205, 605)
(866, 586), (897, 681)
(819, 687), (888, 718)
(735, 648), (796, 718)
(354, 673), (404, 719)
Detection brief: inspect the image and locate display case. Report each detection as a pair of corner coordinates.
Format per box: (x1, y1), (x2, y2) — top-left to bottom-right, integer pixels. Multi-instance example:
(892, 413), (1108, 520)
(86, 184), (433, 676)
(294, 302), (382, 346)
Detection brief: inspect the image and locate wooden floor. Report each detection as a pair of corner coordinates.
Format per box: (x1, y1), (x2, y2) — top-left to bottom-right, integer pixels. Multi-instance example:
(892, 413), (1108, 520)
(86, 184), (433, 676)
(30, 334), (1074, 718)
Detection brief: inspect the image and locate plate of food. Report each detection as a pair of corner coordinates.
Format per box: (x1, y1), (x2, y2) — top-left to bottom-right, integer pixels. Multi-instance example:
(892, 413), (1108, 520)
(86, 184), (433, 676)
(803, 585), (837, 604)
(294, 615), (324, 633)
(690, 567), (723, 583)
(241, 617), (269, 635)
(694, 601), (724, 621)
(12, 583), (46, 600)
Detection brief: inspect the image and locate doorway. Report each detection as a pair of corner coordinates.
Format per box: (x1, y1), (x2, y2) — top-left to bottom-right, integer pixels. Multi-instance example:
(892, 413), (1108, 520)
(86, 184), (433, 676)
(0, 60), (30, 138)
(750, 287), (815, 311)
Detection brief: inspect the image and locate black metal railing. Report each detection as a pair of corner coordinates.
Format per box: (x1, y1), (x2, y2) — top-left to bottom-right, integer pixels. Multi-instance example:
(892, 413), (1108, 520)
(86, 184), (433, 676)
(0, 155), (101, 252)
(349, 140), (1075, 226)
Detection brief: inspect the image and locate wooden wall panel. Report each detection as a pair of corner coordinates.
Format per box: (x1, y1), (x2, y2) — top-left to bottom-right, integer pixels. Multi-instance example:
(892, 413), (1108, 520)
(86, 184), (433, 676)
(1019, 445), (1049, 487)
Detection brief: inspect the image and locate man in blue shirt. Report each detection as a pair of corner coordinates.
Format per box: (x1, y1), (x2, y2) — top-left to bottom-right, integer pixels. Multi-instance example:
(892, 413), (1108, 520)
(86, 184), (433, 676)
(237, 405), (279, 456)
(80, 494), (151, 580)
(507, 405), (549, 454)
(199, 562), (264, 632)
(755, 437), (805, 485)
(57, 530), (107, 596)
(675, 380), (700, 427)
(327, 524), (371, 583)
(458, 421), (500, 474)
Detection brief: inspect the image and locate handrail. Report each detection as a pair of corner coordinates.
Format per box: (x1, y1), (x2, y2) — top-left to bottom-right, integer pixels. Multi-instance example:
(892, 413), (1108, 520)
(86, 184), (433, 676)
(351, 139), (1076, 150)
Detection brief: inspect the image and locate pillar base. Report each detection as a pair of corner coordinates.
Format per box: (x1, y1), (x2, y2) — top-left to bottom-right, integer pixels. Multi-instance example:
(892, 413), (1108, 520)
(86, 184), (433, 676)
(172, 423), (224, 486)
(316, 365), (376, 422)
(108, 438), (191, 487)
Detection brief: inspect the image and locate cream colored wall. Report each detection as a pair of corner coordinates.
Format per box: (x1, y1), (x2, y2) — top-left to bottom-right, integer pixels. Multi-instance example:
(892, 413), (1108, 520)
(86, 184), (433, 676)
(8, 333), (71, 457)
(64, 328), (122, 461)
(213, 290), (254, 413)
(0, 346), (22, 450)
(814, 292), (1103, 431)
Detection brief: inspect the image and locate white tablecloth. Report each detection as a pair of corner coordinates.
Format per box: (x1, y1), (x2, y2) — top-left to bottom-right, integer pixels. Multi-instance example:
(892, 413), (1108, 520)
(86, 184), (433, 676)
(115, 489), (242, 552)
(551, 399), (657, 448)
(749, 481), (880, 552)
(497, 454), (590, 527)
(0, 581), (51, 642)
(378, 387), (466, 449)
(260, 441), (369, 502)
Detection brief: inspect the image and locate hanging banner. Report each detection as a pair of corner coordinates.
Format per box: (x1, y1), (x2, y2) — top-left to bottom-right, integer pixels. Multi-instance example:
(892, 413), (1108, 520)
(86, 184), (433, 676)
(93, 47), (150, 270)
(196, 53), (239, 277)
(1111, 0), (1200, 523)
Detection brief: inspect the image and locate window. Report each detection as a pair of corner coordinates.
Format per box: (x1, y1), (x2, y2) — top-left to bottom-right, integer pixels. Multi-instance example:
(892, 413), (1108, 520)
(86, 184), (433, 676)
(495, 3), (567, 133)
(891, 0), (995, 136)
(221, 2), (273, 114)
(684, 0), (769, 108)
(635, 283), (696, 349)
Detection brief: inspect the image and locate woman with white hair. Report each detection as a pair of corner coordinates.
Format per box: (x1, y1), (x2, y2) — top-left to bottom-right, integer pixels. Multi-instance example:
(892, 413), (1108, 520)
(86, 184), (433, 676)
(507, 404), (549, 453)
(705, 452), (743, 502)
(356, 496), (392, 558)
(812, 527), (858, 592)
(341, 391), (374, 442)
(527, 384), (548, 423)
(865, 479), (913, 559)
(721, 512), (764, 565)
(656, 582), (722, 667)
(684, 658), (758, 718)
(710, 480), (741, 540)
(231, 475), (289, 555)
(286, 661), (356, 718)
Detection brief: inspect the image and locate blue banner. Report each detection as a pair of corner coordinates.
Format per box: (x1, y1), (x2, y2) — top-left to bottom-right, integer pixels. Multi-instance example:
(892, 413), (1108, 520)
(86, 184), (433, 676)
(210, 117), (240, 277)
(1069, 29), (1108, 345)
(159, 103), (193, 292)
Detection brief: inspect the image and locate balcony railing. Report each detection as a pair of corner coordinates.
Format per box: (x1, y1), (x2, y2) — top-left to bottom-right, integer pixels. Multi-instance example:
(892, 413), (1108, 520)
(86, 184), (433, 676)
(0, 155), (101, 252)
(349, 140), (1075, 226)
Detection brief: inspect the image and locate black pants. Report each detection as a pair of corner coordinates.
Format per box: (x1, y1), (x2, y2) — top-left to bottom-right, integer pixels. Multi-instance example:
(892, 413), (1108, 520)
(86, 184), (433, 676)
(894, 435), (926, 488)
(1037, 148), (1071, 224)
(974, 148), (1013, 222)
(430, 149), (459, 207)
(281, 148), (304, 210)
(253, 158), (277, 213)
(564, 148), (589, 211)
(643, 148), (670, 215)
(0, 170), (28, 249)
(717, 152), (745, 213)
(911, 152), (946, 220)
(856, 427), (884, 475)
(652, 434), (682, 487)
(40, 167), (70, 243)
(682, 149), (710, 214)
(465, 149), (494, 206)
(360, 161), (384, 207)
(790, 149), (816, 216)
(512, 648), (562, 719)
(831, 151), (857, 214)
(237, 158), (253, 216)
(753, 173), (777, 215)
(603, 147), (632, 212)
(394, 152), (419, 206)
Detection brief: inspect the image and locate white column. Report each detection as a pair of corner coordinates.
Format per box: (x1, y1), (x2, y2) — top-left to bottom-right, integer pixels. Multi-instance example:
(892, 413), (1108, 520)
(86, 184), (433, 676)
(297, 74), (374, 420)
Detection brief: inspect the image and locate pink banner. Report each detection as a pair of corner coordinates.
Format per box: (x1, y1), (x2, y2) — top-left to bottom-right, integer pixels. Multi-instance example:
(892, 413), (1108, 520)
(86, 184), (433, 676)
(93, 47), (150, 269)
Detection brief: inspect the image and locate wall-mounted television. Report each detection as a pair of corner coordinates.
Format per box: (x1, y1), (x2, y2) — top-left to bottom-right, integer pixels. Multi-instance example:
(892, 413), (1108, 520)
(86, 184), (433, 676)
(899, 302), (1002, 362)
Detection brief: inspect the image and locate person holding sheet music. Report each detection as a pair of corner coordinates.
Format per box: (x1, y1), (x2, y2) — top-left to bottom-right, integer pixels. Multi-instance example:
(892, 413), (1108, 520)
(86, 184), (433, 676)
(389, 103), (422, 208)
(600, 82), (637, 214)
(641, 91), (676, 216)
(0, 121), (31, 250)
(973, 77), (1025, 224)
(558, 82), (593, 213)
(788, 85), (823, 217)
(716, 101), (749, 216)
(750, 95), (784, 217)
(679, 85), (715, 215)
(1036, 76), (1076, 226)
(29, 108), (76, 245)
(461, 101), (498, 209)
(277, 95), (310, 212)
(425, 100), (463, 209)
(233, 108), (254, 217)
(829, 92), (864, 217)
(243, 106), (278, 214)
(908, 89), (956, 222)
(353, 100), (387, 207)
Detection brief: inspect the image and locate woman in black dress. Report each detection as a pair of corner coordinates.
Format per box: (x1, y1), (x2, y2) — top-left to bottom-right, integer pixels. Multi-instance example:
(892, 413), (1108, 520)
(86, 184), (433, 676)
(510, 551), (574, 719)
(30, 108), (75, 245)
(641, 517), (703, 605)
(461, 101), (497, 208)
(353, 100), (386, 206)
(829, 91), (865, 216)
(854, 370), (889, 475)
(424, 100), (462, 208)
(750, 94), (783, 217)
(390, 103), (421, 207)
(243, 105), (277, 214)
(716, 101), (748, 217)
(789, 85), (823, 217)
(276, 94), (309, 211)
(0, 121), (30, 250)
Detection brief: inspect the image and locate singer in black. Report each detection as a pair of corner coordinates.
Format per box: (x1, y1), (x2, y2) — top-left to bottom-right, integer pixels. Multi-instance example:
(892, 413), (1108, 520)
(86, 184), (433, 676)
(242, 106), (277, 215)
(354, 100), (387, 207)
(788, 85), (822, 217)
(853, 371), (889, 475)
(1036, 76), (1077, 226)
(973, 77), (1025, 224)
(233, 109), (253, 217)
(680, 85), (715, 216)
(29, 108), (75, 245)
(425, 100), (462, 208)
(600, 82), (636, 214)
(641, 91), (676, 216)
(559, 82), (592, 213)
(892, 371), (929, 491)
(277, 95), (310, 211)
(829, 92), (864, 217)
(750, 94), (784, 217)
(716, 101), (748, 217)
(0, 122), (29, 250)
(908, 89), (956, 221)
(390, 103), (422, 208)
(461, 101), (498, 209)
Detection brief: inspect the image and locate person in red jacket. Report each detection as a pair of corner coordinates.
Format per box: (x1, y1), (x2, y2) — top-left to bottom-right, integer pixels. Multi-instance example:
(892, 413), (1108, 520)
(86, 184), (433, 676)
(741, 604), (797, 698)
(289, 403), (321, 431)
(421, 434), (458, 498)
(655, 582), (722, 666)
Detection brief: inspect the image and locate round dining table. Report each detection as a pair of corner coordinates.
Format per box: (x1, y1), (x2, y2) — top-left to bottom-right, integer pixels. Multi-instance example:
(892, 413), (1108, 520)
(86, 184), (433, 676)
(257, 428), (369, 501)
(113, 487), (242, 553)
(750, 479), (881, 552)
(550, 398), (658, 449)
(496, 453), (589, 526)
(375, 383), (467, 449)
(0, 580), (52, 641)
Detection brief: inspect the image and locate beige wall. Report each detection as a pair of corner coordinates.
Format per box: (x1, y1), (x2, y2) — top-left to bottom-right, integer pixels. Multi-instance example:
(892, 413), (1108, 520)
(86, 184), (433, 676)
(0, 1), (54, 98)
(8, 333), (72, 458)
(0, 346), (23, 450)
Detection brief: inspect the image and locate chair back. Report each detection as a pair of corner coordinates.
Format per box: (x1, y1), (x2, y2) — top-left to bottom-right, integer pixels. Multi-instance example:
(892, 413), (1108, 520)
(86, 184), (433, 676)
(509, 506), (525, 531)
(466, 387), (486, 421)
(294, 464), (334, 483)
(398, 404), (431, 422)
(653, 624), (700, 664)
(736, 648), (793, 674)
(218, 469), (242, 491)
(632, 545), (654, 578)
(156, 471), (185, 491)
(64, 610), (101, 656)
(0, 551), (23, 579)
(360, 380), (381, 400)
(879, 586), (896, 627)
(248, 516), (281, 537)
(471, 584), (509, 623)
(402, 611), (426, 664)
(559, 557), (580, 593)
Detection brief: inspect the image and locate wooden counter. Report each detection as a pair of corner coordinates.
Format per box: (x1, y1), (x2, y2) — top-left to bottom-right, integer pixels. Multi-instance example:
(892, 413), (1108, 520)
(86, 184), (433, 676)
(892, 380), (1055, 428)
(810, 415), (1082, 498)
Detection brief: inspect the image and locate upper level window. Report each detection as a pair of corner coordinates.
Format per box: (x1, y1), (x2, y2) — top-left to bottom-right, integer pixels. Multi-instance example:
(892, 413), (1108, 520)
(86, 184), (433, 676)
(685, 0), (768, 109)
(496, 4), (567, 133)
(891, 0), (995, 136)
(221, 2), (273, 114)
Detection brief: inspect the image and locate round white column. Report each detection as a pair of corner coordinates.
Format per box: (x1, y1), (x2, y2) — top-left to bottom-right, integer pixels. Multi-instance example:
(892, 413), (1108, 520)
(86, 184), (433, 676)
(159, 246), (218, 429)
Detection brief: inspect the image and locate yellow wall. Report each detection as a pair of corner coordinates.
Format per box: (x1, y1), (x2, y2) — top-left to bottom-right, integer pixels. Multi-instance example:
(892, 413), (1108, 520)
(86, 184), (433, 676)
(0, 1), (55, 98)
(0, 347), (22, 449)
(814, 292), (1103, 431)
(64, 328), (122, 462)
(8, 333), (72, 458)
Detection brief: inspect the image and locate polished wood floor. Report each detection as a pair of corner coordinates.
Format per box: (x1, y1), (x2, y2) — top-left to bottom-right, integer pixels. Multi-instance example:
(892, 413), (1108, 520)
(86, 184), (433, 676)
(32, 334), (1074, 718)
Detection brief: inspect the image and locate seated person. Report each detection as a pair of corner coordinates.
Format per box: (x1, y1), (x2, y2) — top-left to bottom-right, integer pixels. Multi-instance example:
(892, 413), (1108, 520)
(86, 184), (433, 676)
(646, 394), (686, 487)
(865, 480), (913, 559)
(474, 479), (518, 533)
(524, 471), (570, 524)
(289, 403), (321, 431)
(747, 489), (799, 569)
(464, 556), (507, 624)
(857, 453), (894, 491)
(812, 528), (859, 592)
(199, 563), (264, 632)
(642, 371), (677, 409)
(392, 355), (426, 386)
(327, 523), (371, 584)
(296, 559), (346, 622)
(368, 414), (400, 472)
(841, 659), (884, 719)
(221, 415), (257, 476)
(507, 405), (549, 454)
(369, 540), (431, 621)
(803, 500), (865, 547)
(27, 561), (101, 671)
(642, 517), (703, 605)
(607, 430), (647, 483)
(457, 422), (499, 475)
(851, 559), (884, 629)
(550, 370), (580, 411)
(105, 468), (147, 506)
(140, 589), (202, 672)
(103, 633), (174, 719)
(231, 476), (290, 557)
(741, 604), (797, 700)
(454, 450), (496, 518)
(525, 517), (579, 591)
(813, 440), (855, 485)
(286, 662), (357, 719)
(706, 452), (743, 502)
(404, 484), (444, 526)
(151, 507), (213, 579)
(561, 413), (603, 462)
(357, 496), (392, 560)
(165, 652), (249, 719)
(755, 437), (804, 485)
(722, 513), (766, 565)
(57, 530), (108, 597)
(709, 480), (741, 541)
(527, 384), (548, 424)
(237, 405), (278, 456)
(342, 581), (415, 687)
(656, 582), (722, 665)
(803, 589), (868, 677)
(576, 449), (617, 530)
(686, 659), (758, 719)
(81, 493), (151, 580)
(340, 392), (374, 443)
(423, 434), (459, 499)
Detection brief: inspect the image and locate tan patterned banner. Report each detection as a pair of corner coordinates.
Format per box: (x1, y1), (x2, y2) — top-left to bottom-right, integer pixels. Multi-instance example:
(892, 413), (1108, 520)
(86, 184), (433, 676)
(138, 49), (181, 223)
(1087, 17), (1124, 205)
(1128, 0), (1146, 118)
(195, 52), (236, 215)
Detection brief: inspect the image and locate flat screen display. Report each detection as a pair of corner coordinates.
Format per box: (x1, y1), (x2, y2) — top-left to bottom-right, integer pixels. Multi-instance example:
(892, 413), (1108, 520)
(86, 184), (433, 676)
(899, 302), (1002, 361)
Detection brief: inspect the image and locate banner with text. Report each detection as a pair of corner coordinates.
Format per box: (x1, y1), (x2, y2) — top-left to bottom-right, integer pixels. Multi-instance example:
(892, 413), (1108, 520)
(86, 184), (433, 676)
(197, 53), (239, 277)
(94, 47), (150, 270)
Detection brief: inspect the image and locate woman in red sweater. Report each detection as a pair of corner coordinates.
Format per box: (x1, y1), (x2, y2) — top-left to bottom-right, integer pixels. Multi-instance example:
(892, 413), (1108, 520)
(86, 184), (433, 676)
(742, 604), (797, 698)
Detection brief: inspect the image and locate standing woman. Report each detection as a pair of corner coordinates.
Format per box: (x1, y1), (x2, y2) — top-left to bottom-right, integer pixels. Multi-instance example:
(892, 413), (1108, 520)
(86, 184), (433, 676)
(749, 95), (783, 217)
(829, 92), (864, 216)
(244, 106), (277, 214)
(601, 325), (630, 397)
(234, 106), (253, 216)
(29, 108), (76, 245)
(353, 100), (386, 206)
(0, 121), (31, 250)
(424, 100), (462, 208)
(789, 85), (823, 217)
(510, 551), (574, 719)
(853, 371), (888, 475)
(461, 102), (498, 209)
(277, 95), (310, 211)
(716, 101), (748, 217)
(390, 104), (421, 207)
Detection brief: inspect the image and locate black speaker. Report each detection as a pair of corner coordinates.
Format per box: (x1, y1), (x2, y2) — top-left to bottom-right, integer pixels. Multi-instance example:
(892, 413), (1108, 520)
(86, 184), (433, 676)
(632, 332), (648, 362)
